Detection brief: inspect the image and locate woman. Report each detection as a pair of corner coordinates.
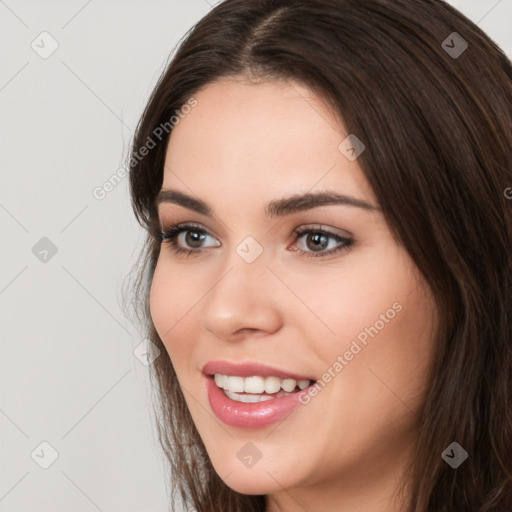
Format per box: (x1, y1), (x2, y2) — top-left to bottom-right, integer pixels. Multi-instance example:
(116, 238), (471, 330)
(125, 0), (512, 510)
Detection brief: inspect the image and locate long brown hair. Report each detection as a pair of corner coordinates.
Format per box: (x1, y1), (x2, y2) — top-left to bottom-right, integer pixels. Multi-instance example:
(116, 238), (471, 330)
(124, 1), (512, 510)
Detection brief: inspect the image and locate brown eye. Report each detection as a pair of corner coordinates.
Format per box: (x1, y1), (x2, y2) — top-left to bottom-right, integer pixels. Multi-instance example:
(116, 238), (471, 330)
(158, 222), (220, 256)
(304, 232), (330, 252)
(293, 227), (354, 258)
(183, 230), (207, 248)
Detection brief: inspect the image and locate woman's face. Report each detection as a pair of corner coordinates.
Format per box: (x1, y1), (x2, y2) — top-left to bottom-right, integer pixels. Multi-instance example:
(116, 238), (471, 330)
(150, 77), (438, 509)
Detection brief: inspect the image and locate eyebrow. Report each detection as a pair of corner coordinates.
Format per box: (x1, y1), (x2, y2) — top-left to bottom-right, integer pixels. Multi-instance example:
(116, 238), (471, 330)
(156, 189), (379, 218)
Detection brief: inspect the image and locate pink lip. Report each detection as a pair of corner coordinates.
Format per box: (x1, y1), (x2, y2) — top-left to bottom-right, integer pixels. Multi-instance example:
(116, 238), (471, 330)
(205, 375), (316, 428)
(201, 360), (316, 381)
(202, 360), (317, 429)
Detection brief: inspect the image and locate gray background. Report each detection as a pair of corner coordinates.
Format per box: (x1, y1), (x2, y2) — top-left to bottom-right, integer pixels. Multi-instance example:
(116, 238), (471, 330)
(1, 1), (511, 511)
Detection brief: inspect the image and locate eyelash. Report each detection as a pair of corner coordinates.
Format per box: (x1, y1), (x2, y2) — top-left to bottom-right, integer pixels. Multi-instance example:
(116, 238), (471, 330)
(157, 222), (354, 259)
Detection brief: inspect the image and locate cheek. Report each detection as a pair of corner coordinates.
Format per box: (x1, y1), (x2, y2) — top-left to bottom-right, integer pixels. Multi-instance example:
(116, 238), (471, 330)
(149, 261), (172, 339)
(333, 267), (436, 417)
(291, 250), (410, 346)
(149, 259), (200, 364)
(304, 246), (436, 403)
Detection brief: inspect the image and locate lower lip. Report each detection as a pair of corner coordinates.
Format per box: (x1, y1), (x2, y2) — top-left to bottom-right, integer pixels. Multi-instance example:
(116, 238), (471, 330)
(205, 375), (312, 429)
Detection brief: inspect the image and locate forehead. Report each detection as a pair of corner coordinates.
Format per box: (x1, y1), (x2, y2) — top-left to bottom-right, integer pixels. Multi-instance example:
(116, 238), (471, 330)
(162, 78), (376, 207)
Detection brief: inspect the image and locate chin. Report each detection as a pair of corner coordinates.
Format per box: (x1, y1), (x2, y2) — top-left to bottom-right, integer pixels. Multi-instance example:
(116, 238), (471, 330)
(223, 476), (279, 496)
(208, 459), (289, 495)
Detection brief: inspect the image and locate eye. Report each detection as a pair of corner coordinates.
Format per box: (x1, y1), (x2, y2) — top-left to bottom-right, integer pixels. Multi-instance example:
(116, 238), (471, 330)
(158, 222), (220, 257)
(291, 225), (354, 258)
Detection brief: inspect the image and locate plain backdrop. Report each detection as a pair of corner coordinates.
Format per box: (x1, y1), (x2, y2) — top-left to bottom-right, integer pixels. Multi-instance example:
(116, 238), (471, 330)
(1, 1), (511, 511)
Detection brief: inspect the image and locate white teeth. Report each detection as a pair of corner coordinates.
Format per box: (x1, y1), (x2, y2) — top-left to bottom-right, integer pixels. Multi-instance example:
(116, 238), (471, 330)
(225, 390), (275, 403)
(214, 373), (314, 394)
(282, 378), (297, 392)
(227, 376), (245, 393)
(298, 379), (310, 390)
(214, 373), (225, 388)
(225, 389), (297, 403)
(244, 376), (265, 394)
(264, 376), (281, 394)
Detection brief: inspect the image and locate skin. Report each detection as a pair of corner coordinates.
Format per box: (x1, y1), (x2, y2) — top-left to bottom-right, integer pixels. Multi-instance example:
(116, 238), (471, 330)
(150, 77), (438, 512)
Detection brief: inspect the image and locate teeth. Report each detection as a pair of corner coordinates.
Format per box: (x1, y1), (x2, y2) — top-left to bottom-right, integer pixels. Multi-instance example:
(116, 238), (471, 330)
(225, 390), (276, 403)
(282, 378), (297, 392)
(225, 389), (297, 403)
(214, 373), (226, 388)
(298, 379), (310, 390)
(245, 376), (265, 394)
(264, 376), (281, 394)
(227, 376), (245, 393)
(214, 374), (313, 394)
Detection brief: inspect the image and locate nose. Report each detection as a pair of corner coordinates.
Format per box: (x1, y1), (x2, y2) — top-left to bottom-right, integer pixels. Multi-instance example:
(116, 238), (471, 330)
(200, 251), (283, 342)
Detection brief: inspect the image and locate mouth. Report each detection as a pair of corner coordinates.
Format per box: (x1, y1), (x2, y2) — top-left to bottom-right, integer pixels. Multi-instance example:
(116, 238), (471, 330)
(202, 361), (318, 428)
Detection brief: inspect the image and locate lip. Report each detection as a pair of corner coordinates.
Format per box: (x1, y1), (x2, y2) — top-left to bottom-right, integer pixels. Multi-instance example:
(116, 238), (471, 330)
(205, 375), (317, 428)
(202, 360), (317, 429)
(201, 360), (316, 381)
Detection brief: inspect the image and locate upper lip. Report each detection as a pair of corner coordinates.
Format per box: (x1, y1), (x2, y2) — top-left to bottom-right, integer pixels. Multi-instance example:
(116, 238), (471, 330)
(202, 360), (316, 382)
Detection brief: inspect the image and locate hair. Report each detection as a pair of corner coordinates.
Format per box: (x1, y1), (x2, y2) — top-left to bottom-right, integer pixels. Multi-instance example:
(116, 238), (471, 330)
(123, 0), (512, 510)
